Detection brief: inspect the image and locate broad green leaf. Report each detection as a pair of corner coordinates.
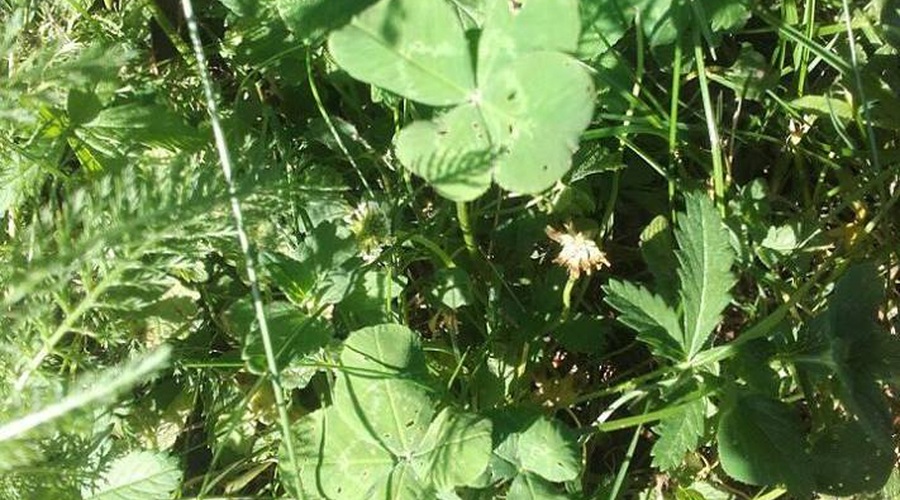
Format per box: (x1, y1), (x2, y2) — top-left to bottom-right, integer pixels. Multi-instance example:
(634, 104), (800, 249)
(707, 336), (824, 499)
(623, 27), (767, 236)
(336, 324), (433, 456)
(67, 89), (102, 126)
(84, 451), (182, 500)
(493, 413), (581, 485)
(706, 45), (778, 101)
(412, 408), (493, 490)
(878, 468), (900, 500)
(328, 0), (476, 106)
(481, 51), (595, 195)
(553, 315), (611, 355)
(678, 481), (734, 500)
(338, 268), (407, 328)
(728, 340), (780, 397)
(265, 223), (361, 307)
(716, 393), (813, 496)
(336, 0), (594, 200)
(276, 0), (378, 43)
(810, 419), (894, 495)
(800, 264), (895, 447)
(516, 416), (580, 482)
(507, 472), (569, 500)
(287, 407), (395, 499)
(431, 268), (474, 309)
(394, 104), (494, 201)
(604, 279), (683, 361)
(478, 0), (580, 75)
(651, 397), (706, 471)
(281, 324), (491, 498)
(675, 192), (735, 360)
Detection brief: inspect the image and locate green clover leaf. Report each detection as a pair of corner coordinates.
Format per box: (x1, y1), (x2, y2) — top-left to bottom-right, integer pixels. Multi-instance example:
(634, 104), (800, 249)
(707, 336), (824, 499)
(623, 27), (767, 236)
(324, 0), (595, 201)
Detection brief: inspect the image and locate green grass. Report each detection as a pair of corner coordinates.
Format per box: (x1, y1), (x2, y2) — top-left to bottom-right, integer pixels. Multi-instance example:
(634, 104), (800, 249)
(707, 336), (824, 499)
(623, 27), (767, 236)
(1, 0), (899, 499)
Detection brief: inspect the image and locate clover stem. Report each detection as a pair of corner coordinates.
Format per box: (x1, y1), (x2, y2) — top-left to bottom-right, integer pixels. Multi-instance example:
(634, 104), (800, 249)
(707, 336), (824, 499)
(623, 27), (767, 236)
(561, 274), (578, 321)
(456, 201), (478, 260)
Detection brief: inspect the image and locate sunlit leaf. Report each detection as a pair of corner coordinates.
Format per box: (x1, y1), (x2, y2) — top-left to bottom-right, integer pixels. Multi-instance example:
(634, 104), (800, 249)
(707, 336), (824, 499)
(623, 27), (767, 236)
(676, 192), (735, 360)
(604, 279), (683, 361)
(84, 451), (182, 500)
(651, 397), (706, 471)
(328, 0), (476, 106)
(279, 324), (491, 499)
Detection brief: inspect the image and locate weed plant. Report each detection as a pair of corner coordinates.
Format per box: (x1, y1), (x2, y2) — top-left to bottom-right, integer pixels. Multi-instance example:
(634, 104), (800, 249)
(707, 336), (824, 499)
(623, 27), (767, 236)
(1, 0), (899, 499)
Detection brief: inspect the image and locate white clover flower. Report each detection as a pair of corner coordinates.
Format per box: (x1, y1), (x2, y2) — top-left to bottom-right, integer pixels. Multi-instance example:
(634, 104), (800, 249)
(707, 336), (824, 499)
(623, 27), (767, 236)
(344, 201), (390, 263)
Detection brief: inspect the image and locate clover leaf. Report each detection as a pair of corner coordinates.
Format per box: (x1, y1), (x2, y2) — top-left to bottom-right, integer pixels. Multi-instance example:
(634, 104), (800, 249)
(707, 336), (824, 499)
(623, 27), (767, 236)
(279, 324), (492, 499)
(322, 0), (595, 201)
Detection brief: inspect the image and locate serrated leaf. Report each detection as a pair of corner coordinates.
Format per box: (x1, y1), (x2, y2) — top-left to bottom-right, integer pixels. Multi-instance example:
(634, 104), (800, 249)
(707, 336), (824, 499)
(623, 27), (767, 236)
(651, 397), (706, 471)
(716, 393), (813, 497)
(604, 279), (683, 361)
(75, 103), (201, 157)
(85, 451), (182, 500)
(328, 0), (476, 106)
(0, 347), (171, 442)
(675, 192), (735, 360)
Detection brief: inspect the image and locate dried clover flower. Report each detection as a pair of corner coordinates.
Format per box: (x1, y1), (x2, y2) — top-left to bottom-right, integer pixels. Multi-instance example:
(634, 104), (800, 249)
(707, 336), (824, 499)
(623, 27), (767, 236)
(545, 222), (610, 279)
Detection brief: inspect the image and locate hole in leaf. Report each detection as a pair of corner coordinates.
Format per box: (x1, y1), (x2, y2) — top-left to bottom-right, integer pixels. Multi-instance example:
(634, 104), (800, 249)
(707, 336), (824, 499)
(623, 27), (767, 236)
(509, 0), (523, 13)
